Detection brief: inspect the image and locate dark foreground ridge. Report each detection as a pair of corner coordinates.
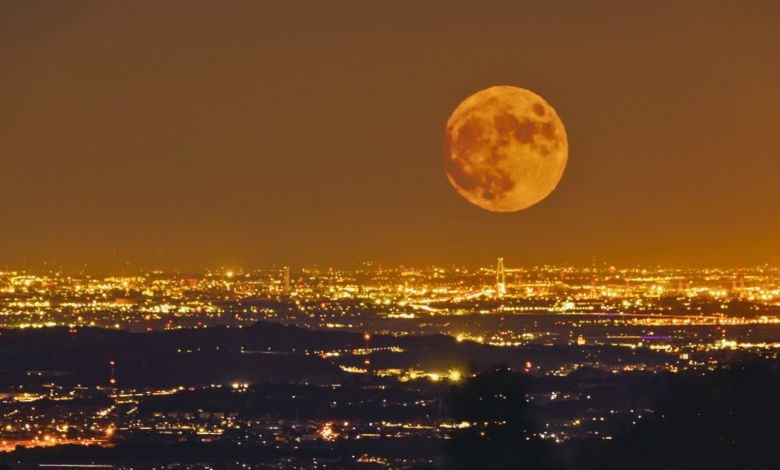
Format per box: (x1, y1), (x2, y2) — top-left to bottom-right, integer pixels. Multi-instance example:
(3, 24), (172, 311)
(0, 320), (672, 388)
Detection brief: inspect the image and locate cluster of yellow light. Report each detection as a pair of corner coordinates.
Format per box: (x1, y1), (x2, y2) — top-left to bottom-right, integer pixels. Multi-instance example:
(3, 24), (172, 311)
(487, 341), (524, 347)
(439, 422), (471, 429)
(402, 370), (460, 382)
(386, 313), (415, 318)
(195, 428), (224, 435)
(319, 422), (337, 441)
(356, 454), (389, 464)
(713, 339), (780, 349)
(9, 301), (51, 307)
(629, 316), (779, 327)
(0, 438), (112, 452)
(13, 393), (43, 402)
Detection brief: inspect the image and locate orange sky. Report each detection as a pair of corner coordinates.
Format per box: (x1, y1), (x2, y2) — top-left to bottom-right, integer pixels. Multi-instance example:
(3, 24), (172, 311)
(1, 1), (779, 272)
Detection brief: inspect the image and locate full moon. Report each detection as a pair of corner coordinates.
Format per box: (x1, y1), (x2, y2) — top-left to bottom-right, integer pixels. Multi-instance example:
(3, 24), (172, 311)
(443, 86), (568, 212)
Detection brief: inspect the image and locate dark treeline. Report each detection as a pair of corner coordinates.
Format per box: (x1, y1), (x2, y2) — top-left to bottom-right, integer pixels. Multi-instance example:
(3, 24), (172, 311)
(444, 360), (780, 470)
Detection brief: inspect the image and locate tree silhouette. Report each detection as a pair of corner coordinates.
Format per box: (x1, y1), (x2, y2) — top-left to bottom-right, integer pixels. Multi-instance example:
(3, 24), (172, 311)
(580, 359), (780, 470)
(444, 365), (549, 470)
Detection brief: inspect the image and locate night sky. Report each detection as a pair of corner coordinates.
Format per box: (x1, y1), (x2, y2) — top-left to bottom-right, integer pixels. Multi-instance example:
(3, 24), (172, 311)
(2, 1), (779, 272)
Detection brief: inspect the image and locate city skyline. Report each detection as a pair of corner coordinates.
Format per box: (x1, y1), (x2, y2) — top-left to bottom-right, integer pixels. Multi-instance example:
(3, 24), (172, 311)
(2, 1), (779, 271)
(1, 256), (777, 278)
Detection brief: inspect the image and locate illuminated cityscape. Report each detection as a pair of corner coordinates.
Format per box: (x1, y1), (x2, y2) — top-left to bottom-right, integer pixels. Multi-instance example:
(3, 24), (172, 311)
(1, 261), (779, 468)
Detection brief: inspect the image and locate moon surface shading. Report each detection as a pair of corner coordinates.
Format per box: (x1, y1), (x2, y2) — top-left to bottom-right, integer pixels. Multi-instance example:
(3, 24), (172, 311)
(443, 86), (568, 212)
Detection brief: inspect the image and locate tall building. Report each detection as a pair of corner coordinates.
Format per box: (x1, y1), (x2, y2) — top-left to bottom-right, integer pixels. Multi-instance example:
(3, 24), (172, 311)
(496, 258), (506, 297)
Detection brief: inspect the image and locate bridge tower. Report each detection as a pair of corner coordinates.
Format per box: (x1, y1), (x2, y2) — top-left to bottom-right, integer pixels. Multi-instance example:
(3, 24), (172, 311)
(496, 258), (506, 297)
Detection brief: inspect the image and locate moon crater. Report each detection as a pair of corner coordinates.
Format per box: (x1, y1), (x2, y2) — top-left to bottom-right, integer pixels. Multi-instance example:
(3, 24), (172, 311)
(443, 86), (568, 212)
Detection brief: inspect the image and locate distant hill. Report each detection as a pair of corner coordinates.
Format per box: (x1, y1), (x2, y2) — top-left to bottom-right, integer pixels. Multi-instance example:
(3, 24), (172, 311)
(0, 321), (674, 388)
(0, 323), (349, 387)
